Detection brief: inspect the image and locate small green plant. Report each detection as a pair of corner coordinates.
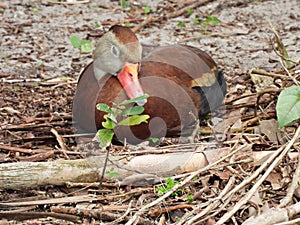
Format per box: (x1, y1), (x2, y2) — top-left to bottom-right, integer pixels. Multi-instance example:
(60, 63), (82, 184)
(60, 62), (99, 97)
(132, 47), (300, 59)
(93, 21), (101, 28)
(191, 18), (201, 25)
(70, 35), (94, 53)
(60, 75), (71, 81)
(106, 168), (120, 178)
(143, 5), (151, 14)
(186, 9), (194, 16)
(29, 7), (39, 14)
(120, 0), (129, 8)
(204, 15), (220, 25)
(96, 94), (150, 147)
(13, 85), (20, 91)
(177, 21), (186, 27)
(149, 137), (159, 144)
(192, 15), (220, 34)
(124, 22), (131, 27)
(276, 85), (300, 128)
(157, 177), (183, 197)
(187, 194), (194, 203)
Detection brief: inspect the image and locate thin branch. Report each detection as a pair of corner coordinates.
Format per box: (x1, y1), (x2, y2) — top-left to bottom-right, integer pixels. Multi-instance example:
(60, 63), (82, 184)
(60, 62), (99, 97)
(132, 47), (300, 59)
(279, 149), (300, 207)
(132, 0), (213, 32)
(125, 144), (247, 225)
(216, 126), (300, 225)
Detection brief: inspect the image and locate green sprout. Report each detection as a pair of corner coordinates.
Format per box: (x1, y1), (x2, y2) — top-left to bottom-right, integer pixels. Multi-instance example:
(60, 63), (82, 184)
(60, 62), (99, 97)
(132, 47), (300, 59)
(192, 15), (220, 34)
(157, 177), (183, 197)
(29, 7), (39, 14)
(187, 194), (194, 203)
(70, 35), (94, 53)
(106, 168), (120, 178)
(96, 94), (150, 147)
(186, 9), (193, 16)
(143, 5), (151, 14)
(177, 21), (186, 28)
(13, 85), (20, 91)
(120, 0), (129, 8)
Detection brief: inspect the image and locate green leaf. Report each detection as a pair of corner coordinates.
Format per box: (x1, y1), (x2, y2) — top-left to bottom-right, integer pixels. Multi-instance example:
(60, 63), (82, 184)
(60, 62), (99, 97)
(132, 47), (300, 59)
(191, 18), (201, 25)
(143, 5), (150, 14)
(124, 22), (131, 27)
(80, 39), (94, 53)
(70, 35), (81, 48)
(102, 114), (116, 129)
(120, 0), (129, 8)
(118, 115), (149, 126)
(186, 9), (193, 15)
(13, 85), (20, 91)
(120, 94), (150, 105)
(121, 106), (145, 116)
(96, 129), (114, 148)
(96, 103), (112, 113)
(276, 86), (300, 128)
(177, 21), (186, 27)
(106, 170), (120, 178)
(206, 16), (220, 25)
(149, 137), (160, 143)
(30, 7), (39, 14)
(93, 21), (101, 28)
(187, 194), (194, 202)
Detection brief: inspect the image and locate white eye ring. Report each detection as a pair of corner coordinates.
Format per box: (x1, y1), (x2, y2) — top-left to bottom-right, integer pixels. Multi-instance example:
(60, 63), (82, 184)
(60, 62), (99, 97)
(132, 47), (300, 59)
(111, 45), (120, 57)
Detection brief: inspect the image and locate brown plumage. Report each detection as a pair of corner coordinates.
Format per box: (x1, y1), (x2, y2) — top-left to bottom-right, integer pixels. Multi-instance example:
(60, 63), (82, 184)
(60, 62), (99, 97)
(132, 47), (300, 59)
(73, 25), (226, 144)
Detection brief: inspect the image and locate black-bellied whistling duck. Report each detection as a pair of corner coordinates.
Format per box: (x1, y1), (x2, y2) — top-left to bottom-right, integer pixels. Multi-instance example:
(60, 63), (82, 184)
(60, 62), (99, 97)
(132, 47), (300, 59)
(73, 25), (226, 144)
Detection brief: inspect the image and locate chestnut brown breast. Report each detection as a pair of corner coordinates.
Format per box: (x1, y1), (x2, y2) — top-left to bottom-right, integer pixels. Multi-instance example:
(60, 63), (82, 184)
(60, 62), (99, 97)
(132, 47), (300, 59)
(73, 45), (226, 144)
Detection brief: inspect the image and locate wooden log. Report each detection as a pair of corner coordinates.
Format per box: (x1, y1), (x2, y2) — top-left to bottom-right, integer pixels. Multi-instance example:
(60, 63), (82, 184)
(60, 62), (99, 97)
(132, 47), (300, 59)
(0, 148), (223, 189)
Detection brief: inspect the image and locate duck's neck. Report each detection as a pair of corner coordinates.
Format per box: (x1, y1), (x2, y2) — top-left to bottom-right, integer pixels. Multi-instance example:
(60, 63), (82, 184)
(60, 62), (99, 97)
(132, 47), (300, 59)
(93, 65), (107, 81)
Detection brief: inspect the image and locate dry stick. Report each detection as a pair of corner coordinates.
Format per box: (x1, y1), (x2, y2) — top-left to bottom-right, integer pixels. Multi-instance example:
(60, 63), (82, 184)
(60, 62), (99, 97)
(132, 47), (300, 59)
(215, 126), (300, 225)
(187, 131), (296, 224)
(280, 60), (300, 86)
(177, 176), (236, 225)
(0, 195), (96, 207)
(268, 20), (300, 86)
(225, 87), (282, 105)
(132, 0), (213, 33)
(106, 201), (133, 225)
(279, 149), (300, 207)
(0, 211), (78, 223)
(249, 68), (294, 80)
(102, 18), (144, 26)
(0, 144), (35, 154)
(50, 128), (70, 159)
(274, 218), (300, 225)
(125, 144), (248, 225)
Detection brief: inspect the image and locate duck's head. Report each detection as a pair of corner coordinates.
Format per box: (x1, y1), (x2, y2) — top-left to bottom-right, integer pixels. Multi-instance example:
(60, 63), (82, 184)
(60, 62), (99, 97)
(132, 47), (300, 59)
(93, 25), (146, 105)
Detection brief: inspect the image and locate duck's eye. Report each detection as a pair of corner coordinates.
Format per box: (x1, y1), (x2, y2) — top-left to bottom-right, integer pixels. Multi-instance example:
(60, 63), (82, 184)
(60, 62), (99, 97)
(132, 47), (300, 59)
(111, 45), (120, 57)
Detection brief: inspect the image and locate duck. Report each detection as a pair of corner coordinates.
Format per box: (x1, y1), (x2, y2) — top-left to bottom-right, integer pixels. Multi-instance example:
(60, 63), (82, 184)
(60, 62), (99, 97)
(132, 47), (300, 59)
(73, 25), (226, 144)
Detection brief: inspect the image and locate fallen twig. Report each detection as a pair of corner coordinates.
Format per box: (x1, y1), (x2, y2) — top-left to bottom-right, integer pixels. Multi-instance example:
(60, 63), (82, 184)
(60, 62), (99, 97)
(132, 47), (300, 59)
(51, 128), (70, 159)
(17, 151), (55, 162)
(178, 176), (236, 224)
(279, 150), (300, 207)
(0, 195), (96, 207)
(106, 201), (134, 225)
(0, 211), (78, 223)
(132, 0), (213, 32)
(216, 126), (300, 225)
(102, 18), (144, 26)
(125, 144), (247, 225)
(150, 204), (194, 216)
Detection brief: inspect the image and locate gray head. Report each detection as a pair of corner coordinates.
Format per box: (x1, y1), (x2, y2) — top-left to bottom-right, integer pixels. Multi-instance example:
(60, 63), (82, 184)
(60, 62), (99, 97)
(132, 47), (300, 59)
(93, 25), (142, 79)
